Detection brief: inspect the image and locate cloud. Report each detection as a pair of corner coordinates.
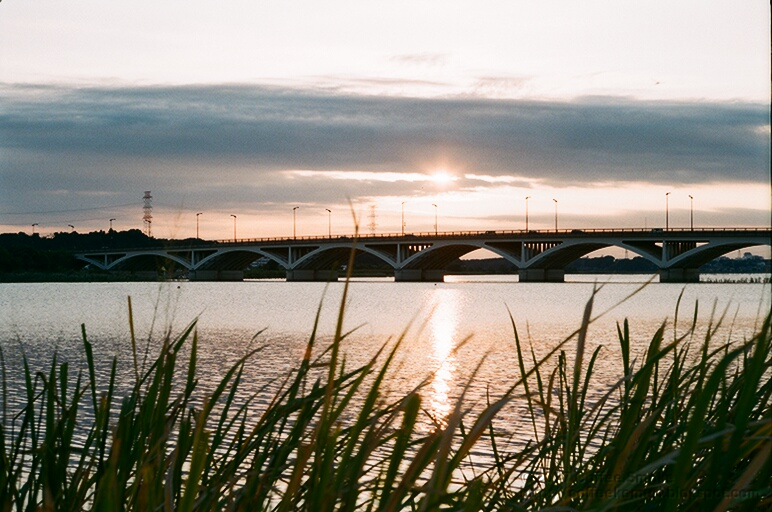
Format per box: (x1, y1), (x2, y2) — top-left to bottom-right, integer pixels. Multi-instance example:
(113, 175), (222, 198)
(288, 170), (456, 183)
(1, 83), (769, 220)
(470, 76), (531, 97)
(389, 53), (448, 67)
(464, 174), (531, 184)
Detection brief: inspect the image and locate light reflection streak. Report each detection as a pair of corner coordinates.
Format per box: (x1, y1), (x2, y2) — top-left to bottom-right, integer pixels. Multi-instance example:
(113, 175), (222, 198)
(425, 289), (460, 423)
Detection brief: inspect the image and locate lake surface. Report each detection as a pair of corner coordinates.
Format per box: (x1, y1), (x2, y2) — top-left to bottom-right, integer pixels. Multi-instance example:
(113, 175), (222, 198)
(1, 274), (770, 434)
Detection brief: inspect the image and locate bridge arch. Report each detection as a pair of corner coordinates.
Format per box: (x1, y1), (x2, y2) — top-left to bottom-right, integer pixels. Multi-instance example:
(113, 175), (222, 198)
(291, 243), (397, 270)
(522, 241), (610, 269)
(393, 241), (523, 282)
(75, 255), (108, 270)
(400, 241), (501, 269)
(665, 241), (771, 269)
(194, 248), (285, 271)
(186, 247), (289, 280)
(104, 251), (191, 272)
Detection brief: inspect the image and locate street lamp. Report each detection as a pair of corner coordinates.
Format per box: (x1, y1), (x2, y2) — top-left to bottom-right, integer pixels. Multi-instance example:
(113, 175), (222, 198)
(31, 223), (38, 235)
(230, 214), (237, 242)
(68, 224), (75, 232)
(325, 209), (331, 237)
(196, 212), (203, 239)
(665, 192), (671, 231)
(401, 201), (406, 236)
(109, 218), (116, 231)
(293, 207), (299, 239)
(688, 195), (693, 230)
(525, 196), (531, 231)
(553, 199), (558, 232)
(432, 203), (438, 235)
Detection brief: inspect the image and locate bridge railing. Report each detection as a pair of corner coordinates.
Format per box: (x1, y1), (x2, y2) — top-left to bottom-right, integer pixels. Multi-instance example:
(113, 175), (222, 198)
(208, 227), (772, 245)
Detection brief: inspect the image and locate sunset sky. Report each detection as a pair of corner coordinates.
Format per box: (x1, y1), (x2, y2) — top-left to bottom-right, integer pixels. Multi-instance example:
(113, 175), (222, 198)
(1, 1), (769, 243)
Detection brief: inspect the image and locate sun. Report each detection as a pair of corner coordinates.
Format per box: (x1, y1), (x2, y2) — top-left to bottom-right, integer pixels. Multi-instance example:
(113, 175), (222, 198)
(429, 171), (457, 185)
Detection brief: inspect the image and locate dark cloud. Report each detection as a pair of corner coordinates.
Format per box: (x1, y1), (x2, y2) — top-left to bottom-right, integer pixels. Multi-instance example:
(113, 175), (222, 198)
(1, 83), (769, 219)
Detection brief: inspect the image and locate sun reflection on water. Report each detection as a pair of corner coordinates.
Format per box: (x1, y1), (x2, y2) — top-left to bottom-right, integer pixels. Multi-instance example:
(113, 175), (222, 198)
(425, 288), (461, 423)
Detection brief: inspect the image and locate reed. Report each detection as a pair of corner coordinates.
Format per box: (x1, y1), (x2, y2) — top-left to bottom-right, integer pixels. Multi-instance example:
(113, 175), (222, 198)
(0, 279), (769, 511)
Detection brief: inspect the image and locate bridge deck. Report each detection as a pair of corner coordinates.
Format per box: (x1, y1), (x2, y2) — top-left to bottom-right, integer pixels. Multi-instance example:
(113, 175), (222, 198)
(77, 227), (772, 253)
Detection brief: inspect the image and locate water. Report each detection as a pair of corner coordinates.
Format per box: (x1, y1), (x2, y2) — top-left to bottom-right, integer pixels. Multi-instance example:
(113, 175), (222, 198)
(1, 275), (769, 432)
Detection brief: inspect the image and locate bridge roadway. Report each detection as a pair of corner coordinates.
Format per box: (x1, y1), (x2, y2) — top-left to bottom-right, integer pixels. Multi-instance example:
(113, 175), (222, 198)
(75, 227), (772, 283)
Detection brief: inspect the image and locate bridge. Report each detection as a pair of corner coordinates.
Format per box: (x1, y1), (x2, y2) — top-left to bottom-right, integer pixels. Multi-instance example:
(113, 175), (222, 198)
(75, 228), (771, 283)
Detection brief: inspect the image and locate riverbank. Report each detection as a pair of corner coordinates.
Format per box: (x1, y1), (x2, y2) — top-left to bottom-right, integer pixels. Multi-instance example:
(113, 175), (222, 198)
(0, 270), (150, 282)
(2, 270), (769, 283)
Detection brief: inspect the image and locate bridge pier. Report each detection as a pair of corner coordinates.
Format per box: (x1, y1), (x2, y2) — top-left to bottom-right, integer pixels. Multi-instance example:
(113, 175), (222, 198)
(286, 269), (339, 282)
(394, 269), (445, 282)
(189, 270), (244, 281)
(518, 269), (565, 282)
(659, 268), (700, 283)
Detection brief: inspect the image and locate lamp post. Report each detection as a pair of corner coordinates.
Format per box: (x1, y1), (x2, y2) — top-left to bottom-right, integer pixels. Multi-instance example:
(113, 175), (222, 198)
(109, 218), (115, 231)
(230, 214), (237, 242)
(196, 212), (203, 239)
(32, 223), (38, 235)
(525, 196), (531, 231)
(68, 224), (75, 232)
(432, 203), (438, 235)
(688, 195), (693, 230)
(293, 207), (299, 239)
(665, 192), (671, 231)
(325, 209), (331, 237)
(552, 199), (558, 232)
(401, 201), (406, 236)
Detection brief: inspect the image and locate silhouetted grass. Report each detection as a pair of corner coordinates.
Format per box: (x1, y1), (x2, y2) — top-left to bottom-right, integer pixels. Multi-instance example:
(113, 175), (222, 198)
(1, 274), (770, 510)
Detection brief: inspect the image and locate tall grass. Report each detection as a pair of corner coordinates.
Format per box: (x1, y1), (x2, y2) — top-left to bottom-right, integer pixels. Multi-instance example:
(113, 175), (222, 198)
(1, 278), (770, 510)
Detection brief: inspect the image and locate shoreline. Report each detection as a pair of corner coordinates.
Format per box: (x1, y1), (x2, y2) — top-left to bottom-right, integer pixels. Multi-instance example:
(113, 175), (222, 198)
(1, 271), (770, 284)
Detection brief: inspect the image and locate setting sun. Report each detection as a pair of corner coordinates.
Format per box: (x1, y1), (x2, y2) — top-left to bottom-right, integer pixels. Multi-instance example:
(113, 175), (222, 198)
(429, 171), (457, 185)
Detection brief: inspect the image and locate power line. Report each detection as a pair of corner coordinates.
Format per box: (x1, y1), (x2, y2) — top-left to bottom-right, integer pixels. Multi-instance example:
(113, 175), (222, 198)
(0, 202), (140, 216)
(0, 212), (136, 227)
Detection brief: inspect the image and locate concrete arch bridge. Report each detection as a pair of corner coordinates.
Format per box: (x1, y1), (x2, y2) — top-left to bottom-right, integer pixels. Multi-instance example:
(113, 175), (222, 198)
(75, 228), (771, 283)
